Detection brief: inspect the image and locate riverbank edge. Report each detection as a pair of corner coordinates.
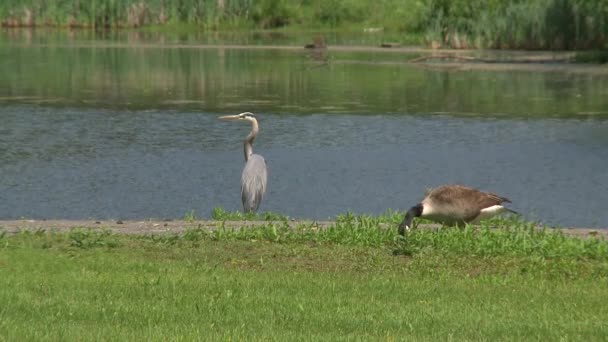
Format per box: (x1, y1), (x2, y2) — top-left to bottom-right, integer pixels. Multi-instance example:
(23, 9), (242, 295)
(0, 219), (605, 239)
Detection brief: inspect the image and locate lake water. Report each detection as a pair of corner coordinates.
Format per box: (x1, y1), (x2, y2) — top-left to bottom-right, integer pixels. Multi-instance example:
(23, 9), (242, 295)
(1, 30), (607, 227)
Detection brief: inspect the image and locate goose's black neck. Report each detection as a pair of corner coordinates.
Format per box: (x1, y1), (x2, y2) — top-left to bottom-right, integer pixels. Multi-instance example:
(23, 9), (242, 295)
(398, 203), (423, 235)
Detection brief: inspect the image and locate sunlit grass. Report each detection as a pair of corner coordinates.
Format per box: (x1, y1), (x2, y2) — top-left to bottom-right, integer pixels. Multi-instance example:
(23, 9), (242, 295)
(159, 209), (608, 262)
(210, 207), (289, 221)
(1, 223), (607, 340)
(2, 211), (608, 340)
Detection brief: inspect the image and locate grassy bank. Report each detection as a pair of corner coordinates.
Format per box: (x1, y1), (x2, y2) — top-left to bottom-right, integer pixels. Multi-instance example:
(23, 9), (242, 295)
(1, 215), (607, 339)
(1, 0), (608, 49)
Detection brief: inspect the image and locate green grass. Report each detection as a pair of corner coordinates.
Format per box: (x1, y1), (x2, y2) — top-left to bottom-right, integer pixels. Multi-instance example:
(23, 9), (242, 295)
(1, 216), (607, 340)
(186, 207), (289, 222)
(211, 206), (290, 221)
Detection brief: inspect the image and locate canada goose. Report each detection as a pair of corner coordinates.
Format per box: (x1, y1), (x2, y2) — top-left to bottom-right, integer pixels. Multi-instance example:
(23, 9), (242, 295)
(398, 185), (516, 235)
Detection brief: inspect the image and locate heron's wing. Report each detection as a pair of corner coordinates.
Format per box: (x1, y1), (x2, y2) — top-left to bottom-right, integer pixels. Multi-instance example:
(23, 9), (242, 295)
(241, 154), (267, 212)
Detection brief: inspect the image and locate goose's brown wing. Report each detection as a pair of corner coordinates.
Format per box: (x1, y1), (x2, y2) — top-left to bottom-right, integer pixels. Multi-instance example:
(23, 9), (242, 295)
(483, 192), (511, 204)
(426, 185), (510, 222)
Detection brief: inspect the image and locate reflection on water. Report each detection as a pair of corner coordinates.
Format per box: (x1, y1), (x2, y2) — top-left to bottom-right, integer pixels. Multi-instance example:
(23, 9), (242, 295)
(0, 31), (608, 227)
(2, 30), (608, 117)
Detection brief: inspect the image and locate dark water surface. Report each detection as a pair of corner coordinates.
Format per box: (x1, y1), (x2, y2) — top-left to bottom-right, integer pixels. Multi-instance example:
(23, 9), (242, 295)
(1, 31), (607, 227)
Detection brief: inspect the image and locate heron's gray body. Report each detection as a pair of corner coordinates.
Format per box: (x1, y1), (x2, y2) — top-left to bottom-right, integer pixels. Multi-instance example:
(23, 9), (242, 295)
(219, 112), (268, 213)
(241, 154), (267, 212)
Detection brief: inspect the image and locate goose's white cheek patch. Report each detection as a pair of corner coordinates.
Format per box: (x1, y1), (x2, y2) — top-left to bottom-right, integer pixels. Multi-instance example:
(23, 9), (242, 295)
(421, 204), (435, 216)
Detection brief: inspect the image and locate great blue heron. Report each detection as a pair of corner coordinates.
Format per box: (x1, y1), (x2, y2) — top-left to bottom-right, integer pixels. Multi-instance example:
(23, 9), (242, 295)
(219, 112), (267, 213)
(399, 185), (516, 235)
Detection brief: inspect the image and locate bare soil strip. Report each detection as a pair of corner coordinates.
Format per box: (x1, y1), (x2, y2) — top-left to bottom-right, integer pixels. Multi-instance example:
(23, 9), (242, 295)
(9, 42), (476, 54)
(10, 42), (606, 74)
(8, 42), (575, 62)
(0, 219), (605, 239)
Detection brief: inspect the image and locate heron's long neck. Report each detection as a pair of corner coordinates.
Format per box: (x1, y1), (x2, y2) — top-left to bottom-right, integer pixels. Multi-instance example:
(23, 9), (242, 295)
(243, 119), (259, 161)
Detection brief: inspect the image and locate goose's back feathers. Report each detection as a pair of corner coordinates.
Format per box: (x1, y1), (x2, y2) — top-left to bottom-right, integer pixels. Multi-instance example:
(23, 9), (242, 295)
(422, 185), (511, 224)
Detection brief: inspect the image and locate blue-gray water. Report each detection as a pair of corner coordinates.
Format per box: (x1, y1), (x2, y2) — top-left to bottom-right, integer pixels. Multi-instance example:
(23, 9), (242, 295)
(1, 31), (608, 227)
(1, 106), (607, 227)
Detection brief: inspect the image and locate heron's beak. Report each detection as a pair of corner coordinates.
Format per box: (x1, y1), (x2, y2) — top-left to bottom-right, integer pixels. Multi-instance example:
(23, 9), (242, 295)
(218, 114), (241, 121)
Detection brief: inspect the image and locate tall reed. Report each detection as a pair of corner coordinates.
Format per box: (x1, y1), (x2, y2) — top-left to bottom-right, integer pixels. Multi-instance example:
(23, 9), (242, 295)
(1, 0), (607, 49)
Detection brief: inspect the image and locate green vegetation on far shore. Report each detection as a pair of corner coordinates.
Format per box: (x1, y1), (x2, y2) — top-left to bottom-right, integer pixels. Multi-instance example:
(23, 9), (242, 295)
(1, 216), (607, 339)
(2, 0), (608, 50)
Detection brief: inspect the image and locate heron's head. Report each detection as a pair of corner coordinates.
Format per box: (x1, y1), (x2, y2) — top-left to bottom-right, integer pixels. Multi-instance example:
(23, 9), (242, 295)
(218, 112), (257, 123)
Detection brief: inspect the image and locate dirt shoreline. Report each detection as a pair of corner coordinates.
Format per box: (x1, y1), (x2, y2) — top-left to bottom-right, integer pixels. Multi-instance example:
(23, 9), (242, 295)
(8, 42), (607, 75)
(0, 219), (605, 239)
(8, 42), (575, 61)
